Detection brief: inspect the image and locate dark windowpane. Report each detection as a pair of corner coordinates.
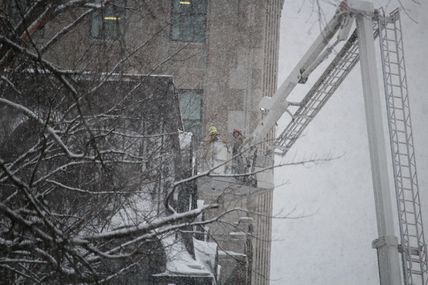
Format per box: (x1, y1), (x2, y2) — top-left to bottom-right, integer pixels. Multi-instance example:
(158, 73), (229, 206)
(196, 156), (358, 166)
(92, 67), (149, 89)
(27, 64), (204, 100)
(170, 0), (207, 43)
(171, 0), (182, 12)
(103, 21), (116, 38)
(193, 0), (208, 14)
(9, 0), (44, 37)
(181, 15), (193, 41)
(90, 0), (126, 39)
(171, 14), (181, 40)
(172, 0), (192, 13)
(172, 14), (193, 42)
(10, 0), (32, 24)
(90, 10), (102, 38)
(178, 90), (203, 140)
(104, 4), (115, 16)
(179, 92), (202, 120)
(193, 15), (206, 43)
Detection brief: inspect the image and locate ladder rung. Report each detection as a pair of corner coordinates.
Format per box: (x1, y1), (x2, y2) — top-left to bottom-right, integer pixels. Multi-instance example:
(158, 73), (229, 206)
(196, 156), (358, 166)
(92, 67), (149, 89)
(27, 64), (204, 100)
(402, 203), (417, 210)
(385, 27), (397, 32)
(384, 45), (397, 53)
(397, 167), (411, 172)
(402, 246), (422, 255)
(405, 219), (419, 225)
(385, 38), (398, 43)
(386, 73), (400, 77)
(410, 257), (422, 263)
(398, 174), (412, 179)
(402, 205), (416, 212)
(384, 50), (398, 55)
(409, 249), (423, 255)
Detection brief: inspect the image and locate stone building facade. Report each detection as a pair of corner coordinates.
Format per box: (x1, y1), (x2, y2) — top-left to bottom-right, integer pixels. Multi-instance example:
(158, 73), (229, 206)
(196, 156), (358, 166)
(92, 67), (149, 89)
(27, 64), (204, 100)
(1, 1), (284, 284)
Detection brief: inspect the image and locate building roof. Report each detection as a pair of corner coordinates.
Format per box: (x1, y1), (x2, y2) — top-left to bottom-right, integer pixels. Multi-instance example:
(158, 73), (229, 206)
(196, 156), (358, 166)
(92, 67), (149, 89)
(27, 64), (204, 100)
(153, 234), (214, 279)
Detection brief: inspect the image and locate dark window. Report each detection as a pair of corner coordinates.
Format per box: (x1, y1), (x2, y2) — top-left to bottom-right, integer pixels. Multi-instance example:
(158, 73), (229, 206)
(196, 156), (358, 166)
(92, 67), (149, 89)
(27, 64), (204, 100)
(170, 0), (207, 43)
(178, 89), (203, 140)
(9, 0), (44, 37)
(90, 0), (126, 39)
(9, 0), (33, 24)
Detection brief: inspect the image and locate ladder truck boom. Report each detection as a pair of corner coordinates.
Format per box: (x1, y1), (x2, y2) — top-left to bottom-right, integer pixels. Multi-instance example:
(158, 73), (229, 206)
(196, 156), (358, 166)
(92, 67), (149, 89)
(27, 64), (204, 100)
(247, 0), (428, 284)
(248, 4), (352, 145)
(273, 22), (379, 155)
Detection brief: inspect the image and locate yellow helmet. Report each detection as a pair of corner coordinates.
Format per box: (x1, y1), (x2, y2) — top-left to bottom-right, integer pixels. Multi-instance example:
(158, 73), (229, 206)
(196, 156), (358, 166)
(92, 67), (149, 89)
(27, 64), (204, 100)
(208, 126), (218, 135)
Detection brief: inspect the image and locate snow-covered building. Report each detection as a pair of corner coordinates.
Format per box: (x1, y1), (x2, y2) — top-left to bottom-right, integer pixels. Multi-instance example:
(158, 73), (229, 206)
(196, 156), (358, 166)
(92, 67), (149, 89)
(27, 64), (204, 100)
(0, 72), (195, 284)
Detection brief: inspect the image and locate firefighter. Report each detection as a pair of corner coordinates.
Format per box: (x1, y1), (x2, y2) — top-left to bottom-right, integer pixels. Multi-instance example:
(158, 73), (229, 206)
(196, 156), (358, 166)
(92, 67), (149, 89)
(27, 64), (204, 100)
(206, 125), (219, 143)
(198, 125), (220, 171)
(231, 129), (244, 154)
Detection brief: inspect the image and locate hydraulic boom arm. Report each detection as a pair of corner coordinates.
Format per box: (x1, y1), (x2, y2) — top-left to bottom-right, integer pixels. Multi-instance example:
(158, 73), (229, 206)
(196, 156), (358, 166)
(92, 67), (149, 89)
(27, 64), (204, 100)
(250, 1), (428, 284)
(249, 3), (352, 145)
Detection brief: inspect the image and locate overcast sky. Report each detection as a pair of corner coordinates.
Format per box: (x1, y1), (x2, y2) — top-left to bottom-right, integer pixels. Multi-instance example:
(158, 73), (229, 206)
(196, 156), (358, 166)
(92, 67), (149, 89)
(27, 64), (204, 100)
(271, 0), (428, 284)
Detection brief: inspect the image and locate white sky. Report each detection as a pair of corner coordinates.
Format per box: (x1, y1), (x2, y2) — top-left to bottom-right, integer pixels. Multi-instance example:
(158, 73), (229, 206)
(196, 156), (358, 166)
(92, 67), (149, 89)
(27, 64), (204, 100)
(271, 0), (428, 284)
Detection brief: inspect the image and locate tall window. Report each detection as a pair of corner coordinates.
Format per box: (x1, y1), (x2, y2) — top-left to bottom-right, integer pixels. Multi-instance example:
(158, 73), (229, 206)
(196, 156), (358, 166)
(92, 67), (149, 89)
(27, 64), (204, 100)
(9, 0), (31, 25)
(178, 90), (203, 140)
(170, 0), (208, 43)
(90, 0), (126, 39)
(9, 0), (44, 37)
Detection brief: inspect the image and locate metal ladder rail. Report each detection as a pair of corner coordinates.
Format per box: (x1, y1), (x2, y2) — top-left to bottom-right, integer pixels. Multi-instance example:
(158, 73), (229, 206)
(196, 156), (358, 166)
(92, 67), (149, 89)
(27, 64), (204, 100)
(275, 29), (361, 154)
(378, 9), (428, 285)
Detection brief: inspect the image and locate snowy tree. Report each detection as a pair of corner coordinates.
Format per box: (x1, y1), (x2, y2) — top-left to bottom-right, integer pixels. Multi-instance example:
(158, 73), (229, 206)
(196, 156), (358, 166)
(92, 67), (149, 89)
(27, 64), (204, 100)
(0, 1), (223, 283)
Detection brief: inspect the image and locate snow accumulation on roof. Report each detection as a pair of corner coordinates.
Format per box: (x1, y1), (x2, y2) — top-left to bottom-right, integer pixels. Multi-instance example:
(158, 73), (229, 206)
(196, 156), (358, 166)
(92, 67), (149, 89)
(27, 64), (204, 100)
(16, 68), (174, 80)
(229, 231), (247, 237)
(193, 237), (217, 276)
(153, 234), (214, 278)
(218, 250), (246, 257)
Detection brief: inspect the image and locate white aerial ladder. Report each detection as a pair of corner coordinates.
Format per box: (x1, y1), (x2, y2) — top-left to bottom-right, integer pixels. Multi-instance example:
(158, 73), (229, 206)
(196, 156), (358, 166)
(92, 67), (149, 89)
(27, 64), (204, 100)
(248, 1), (428, 284)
